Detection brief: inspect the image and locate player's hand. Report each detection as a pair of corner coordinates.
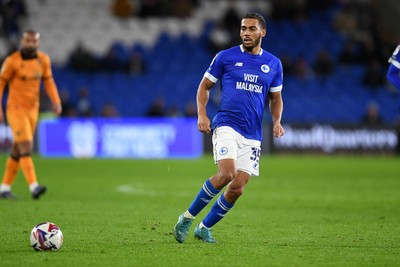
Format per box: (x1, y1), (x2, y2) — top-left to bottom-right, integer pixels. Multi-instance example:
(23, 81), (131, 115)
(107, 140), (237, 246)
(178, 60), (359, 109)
(198, 114), (211, 133)
(52, 103), (62, 116)
(0, 111), (4, 123)
(273, 122), (284, 138)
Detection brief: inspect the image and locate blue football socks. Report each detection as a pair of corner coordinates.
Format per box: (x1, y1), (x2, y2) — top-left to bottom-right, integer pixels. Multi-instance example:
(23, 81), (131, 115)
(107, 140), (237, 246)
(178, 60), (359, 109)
(187, 179), (220, 217)
(202, 193), (234, 228)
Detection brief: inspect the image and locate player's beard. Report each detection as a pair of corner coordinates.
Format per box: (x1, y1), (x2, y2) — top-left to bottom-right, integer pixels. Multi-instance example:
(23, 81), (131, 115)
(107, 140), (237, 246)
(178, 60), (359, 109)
(21, 47), (37, 58)
(242, 34), (262, 52)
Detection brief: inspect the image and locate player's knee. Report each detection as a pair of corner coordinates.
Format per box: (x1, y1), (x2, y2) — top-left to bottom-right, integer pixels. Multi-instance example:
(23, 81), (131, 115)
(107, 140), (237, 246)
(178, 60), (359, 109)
(11, 144), (19, 156)
(211, 170), (236, 189)
(226, 186), (244, 201)
(217, 169), (235, 183)
(17, 141), (33, 154)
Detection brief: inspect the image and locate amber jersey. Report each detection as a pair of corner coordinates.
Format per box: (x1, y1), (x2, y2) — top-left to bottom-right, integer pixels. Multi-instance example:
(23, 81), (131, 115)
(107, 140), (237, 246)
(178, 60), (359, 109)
(0, 50), (61, 110)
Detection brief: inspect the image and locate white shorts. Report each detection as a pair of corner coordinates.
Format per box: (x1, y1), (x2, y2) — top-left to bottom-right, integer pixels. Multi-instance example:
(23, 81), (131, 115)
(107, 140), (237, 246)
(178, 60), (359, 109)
(212, 126), (261, 176)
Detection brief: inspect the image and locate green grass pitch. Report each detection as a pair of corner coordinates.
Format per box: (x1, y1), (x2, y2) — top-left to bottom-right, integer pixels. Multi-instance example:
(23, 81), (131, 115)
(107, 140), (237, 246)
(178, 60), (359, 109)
(0, 154), (399, 266)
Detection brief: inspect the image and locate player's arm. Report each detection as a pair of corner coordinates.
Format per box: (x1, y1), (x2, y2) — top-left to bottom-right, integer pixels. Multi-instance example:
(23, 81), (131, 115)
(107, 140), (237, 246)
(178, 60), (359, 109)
(196, 77), (215, 133)
(268, 91), (284, 138)
(42, 55), (62, 115)
(0, 57), (15, 123)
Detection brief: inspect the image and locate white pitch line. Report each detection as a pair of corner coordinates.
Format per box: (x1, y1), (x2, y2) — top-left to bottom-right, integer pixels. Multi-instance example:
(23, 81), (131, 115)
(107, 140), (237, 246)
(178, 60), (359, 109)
(116, 184), (193, 197)
(116, 184), (159, 196)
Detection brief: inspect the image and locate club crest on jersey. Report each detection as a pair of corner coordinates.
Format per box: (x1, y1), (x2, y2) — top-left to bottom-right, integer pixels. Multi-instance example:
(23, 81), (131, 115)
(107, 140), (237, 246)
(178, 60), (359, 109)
(261, 64), (270, 73)
(219, 147), (228, 155)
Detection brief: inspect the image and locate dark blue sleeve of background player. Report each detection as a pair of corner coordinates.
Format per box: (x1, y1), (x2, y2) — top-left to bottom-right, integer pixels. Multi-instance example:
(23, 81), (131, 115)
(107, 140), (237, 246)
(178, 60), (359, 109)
(387, 64), (400, 89)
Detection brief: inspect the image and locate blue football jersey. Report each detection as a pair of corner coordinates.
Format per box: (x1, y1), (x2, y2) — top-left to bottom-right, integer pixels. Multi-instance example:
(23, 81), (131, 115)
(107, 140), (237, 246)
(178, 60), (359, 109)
(388, 45), (400, 89)
(204, 45), (283, 141)
(388, 45), (400, 69)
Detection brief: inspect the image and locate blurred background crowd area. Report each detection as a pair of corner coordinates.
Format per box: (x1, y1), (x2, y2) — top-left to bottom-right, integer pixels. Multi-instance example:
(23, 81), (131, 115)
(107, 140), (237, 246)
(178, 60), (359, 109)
(0, 0), (399, 125)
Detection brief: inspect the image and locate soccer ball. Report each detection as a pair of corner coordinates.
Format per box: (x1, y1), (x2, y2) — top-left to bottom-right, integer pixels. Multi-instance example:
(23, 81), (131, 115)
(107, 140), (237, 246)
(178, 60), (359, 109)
(30, 222), (63, 251)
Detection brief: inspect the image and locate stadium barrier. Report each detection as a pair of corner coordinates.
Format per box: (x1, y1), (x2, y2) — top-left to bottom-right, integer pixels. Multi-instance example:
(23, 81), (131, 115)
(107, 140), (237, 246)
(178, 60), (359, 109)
(202, 124), (399, 155)
(270, 124), (399, 155)
(0, 124), (13, 153)
(2, 122), (398, 157)
(38, 118), (203, 158)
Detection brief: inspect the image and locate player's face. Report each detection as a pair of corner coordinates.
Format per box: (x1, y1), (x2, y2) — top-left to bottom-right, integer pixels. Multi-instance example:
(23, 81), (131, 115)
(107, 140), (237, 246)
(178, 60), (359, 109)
(21, 32), (40, 55)
(240, 18), (266, 52)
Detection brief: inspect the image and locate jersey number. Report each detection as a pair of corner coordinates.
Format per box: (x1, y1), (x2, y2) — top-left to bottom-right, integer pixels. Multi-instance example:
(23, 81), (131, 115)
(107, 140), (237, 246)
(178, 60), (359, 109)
(250, 147), (260, 163)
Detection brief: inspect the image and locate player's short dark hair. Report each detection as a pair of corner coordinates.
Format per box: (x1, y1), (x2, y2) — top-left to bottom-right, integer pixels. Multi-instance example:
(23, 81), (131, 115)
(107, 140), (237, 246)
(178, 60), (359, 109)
(242, 13), (266, 29)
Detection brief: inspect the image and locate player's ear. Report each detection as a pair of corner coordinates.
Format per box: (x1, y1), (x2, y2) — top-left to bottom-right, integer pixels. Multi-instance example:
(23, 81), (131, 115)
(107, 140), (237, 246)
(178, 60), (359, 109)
(261, 28), (266, 37)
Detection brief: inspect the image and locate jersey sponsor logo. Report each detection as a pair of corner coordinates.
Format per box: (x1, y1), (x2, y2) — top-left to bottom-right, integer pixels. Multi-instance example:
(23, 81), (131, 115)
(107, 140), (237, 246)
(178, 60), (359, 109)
(261, 64), (270, 73)
(219, 147), (228, 155)
(236, 73), (263, 93)
(236, 82), (263, 93)
(234, 62), (243, 67)
(244, 73), (259, 82)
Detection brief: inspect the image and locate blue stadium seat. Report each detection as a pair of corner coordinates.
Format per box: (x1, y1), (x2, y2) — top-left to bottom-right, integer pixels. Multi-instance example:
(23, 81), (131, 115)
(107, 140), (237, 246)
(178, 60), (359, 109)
(56, 9), (399, 124)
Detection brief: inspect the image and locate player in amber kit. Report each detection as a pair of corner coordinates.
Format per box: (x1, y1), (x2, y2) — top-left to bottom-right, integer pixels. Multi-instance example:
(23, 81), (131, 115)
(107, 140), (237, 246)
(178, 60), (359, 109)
(0, 30), (62, 199)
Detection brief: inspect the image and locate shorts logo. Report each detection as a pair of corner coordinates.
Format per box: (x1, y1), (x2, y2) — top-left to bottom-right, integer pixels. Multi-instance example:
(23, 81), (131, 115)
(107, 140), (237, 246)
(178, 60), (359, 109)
(261, 64), (270, 73)
(219, 147), (228, 155)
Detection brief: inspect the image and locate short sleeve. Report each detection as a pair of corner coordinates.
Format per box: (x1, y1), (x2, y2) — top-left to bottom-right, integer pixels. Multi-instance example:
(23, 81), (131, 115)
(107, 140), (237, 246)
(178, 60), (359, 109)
(270, 59), (283, 92)
(387, 64), (400, 89)
(204, 52), (224, 83)
(42, 54), (53, 80)
(0, 57), (15, 81)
